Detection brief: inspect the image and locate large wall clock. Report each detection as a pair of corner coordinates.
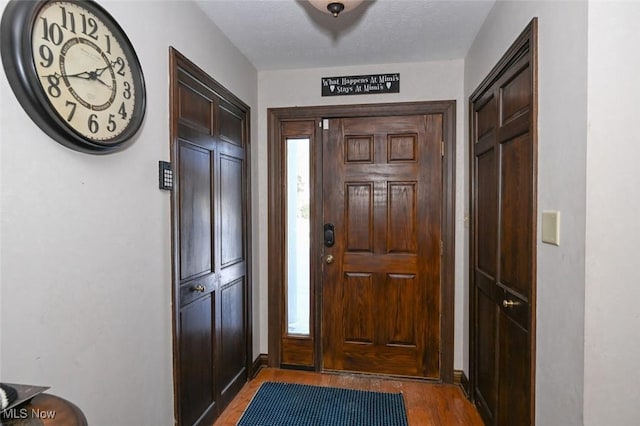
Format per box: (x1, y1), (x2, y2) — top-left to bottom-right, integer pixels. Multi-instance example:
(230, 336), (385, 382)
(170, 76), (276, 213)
(1, 0), (146, 154)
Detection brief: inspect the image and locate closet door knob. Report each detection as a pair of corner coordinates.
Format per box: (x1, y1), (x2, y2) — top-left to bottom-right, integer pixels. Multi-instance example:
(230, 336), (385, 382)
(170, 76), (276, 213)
(502, 299), (521, 308)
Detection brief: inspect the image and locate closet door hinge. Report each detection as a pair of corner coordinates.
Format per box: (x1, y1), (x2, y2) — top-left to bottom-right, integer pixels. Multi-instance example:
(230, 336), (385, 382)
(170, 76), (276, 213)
(440, 240), (444, 256)
(441, 141), (445, 157)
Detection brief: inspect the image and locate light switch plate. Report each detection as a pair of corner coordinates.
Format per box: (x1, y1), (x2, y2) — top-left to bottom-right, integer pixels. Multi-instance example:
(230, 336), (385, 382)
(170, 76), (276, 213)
(542, 210), (560, 246)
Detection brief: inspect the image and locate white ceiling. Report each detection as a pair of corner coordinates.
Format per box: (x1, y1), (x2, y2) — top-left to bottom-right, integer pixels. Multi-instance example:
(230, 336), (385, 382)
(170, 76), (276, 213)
(196, 0), (496, 71)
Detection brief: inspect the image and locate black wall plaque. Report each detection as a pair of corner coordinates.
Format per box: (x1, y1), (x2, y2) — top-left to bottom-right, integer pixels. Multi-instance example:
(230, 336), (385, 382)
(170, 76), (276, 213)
(321, 73), (400, 96)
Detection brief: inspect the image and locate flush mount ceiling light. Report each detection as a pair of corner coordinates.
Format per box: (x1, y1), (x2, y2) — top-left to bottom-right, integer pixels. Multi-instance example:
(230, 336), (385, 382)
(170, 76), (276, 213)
(308, 0), (365, 17)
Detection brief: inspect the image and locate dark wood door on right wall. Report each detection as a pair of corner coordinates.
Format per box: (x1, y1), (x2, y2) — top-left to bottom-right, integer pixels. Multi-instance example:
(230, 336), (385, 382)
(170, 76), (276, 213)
(469, 19), (537, 426)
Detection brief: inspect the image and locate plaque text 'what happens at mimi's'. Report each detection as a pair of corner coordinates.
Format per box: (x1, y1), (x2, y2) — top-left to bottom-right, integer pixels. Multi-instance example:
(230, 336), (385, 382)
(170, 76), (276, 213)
(321, 74), (400, 96)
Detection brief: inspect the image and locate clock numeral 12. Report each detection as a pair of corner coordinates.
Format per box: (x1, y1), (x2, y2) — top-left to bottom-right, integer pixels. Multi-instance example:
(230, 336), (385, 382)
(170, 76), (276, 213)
(80, 14), (99, 40)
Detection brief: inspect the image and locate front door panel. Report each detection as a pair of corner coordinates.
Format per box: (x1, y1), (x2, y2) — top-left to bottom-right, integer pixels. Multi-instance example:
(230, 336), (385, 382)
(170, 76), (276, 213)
(322, 115), (442, 378)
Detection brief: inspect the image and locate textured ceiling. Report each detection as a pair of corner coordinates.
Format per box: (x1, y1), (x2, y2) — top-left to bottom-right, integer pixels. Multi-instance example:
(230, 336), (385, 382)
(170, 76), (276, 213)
(196, 0), (496, 71)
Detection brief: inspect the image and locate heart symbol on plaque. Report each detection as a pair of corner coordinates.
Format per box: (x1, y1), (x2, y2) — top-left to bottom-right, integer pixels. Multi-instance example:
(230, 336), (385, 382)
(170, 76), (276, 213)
(330, 85), (335, 92)
(386, 82), (392, 89)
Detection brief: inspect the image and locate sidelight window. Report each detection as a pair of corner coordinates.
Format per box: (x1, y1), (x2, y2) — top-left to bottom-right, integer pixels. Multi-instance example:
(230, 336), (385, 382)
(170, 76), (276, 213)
(286, 137), (311, 336)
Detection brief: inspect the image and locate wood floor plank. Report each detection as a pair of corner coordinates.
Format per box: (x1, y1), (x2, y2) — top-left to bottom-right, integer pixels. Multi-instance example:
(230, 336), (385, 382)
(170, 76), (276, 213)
(212, 368), (483, 426)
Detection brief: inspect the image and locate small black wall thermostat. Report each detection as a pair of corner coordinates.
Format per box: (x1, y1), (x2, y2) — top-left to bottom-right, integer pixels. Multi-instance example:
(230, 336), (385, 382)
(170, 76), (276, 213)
(159, 161), (173, 190)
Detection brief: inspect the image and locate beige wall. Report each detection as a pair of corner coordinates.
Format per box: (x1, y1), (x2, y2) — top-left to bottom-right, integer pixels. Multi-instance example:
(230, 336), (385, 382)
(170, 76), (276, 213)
(585, 2), (640, 424)
(0, 1), (258, 424)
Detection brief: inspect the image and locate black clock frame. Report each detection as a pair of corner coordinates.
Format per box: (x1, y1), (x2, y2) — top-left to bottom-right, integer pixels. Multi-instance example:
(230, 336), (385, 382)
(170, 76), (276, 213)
(0, 0), (146, 154)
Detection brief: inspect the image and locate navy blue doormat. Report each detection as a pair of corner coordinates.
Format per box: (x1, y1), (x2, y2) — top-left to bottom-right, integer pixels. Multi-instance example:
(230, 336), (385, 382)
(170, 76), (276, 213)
(237, 382), (409, 426)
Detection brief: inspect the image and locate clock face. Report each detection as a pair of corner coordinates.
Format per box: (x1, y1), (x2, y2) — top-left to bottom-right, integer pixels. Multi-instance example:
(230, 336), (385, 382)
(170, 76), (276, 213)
(32, 1), (137, 143)
(0, 0), (146, 153)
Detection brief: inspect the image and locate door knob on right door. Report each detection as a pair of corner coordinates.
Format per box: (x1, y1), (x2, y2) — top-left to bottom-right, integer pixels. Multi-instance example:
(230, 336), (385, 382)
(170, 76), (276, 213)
(502, 299), (521, 308)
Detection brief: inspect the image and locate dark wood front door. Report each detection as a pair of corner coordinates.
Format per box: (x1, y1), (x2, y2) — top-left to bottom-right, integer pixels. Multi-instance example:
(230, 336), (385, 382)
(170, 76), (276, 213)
(322, 114), (443, 378)
(170, 49), (251, 426)
(268, 102), (455, 382)
(469, 20), (537, 425)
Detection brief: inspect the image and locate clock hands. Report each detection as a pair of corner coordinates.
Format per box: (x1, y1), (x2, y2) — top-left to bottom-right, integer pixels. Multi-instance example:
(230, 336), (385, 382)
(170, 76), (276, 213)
(87, 65), (114, 88)
(93, 64), (118, 89)
(42, 63), (114, 89)
(94, 76), (112, 88)
(46, 70), (91, 80)
(95, 64), (112, 76)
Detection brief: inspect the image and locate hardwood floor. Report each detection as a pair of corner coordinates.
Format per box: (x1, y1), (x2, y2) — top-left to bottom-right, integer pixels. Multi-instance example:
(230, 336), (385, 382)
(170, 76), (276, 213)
(212, 368), (484, 425)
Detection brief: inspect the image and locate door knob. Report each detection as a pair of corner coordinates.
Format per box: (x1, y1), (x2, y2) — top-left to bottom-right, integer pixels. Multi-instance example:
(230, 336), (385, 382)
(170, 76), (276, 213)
(502, 299), (521, 308)
(325, 254), (334, 264)
(193, 285), (205, 293)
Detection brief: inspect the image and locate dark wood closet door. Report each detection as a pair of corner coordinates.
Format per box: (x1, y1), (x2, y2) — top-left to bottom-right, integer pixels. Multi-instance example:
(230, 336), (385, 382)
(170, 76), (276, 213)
(470, 20), (537, 426)
(322, 115), (443, 378)
(171, 50), (250, 426)
(176, 122), (217, 426)
(216, 97), (250, 410)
